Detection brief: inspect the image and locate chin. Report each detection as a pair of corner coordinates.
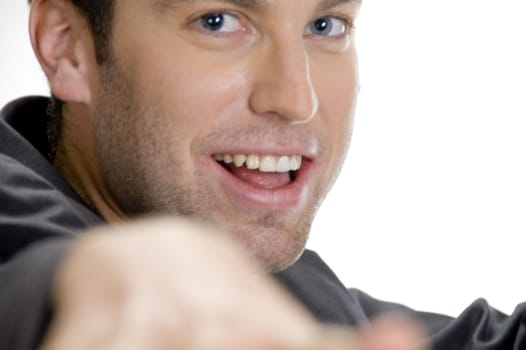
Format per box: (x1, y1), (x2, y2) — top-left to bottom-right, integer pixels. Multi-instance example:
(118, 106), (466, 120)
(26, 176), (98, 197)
(231, 224), (310, 273)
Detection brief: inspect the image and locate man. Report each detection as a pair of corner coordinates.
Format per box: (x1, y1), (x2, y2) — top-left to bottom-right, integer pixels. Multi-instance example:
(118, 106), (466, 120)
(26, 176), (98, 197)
(0, 0), (524, 349)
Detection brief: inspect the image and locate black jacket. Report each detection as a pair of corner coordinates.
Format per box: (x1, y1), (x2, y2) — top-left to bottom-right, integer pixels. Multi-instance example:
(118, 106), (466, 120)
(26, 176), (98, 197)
(1, 97), (525, 350)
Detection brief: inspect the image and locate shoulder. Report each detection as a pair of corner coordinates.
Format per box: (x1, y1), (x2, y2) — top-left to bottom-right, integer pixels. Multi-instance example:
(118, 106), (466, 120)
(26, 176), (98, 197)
(276, 250), (369, 325)
(0, 152), (101, 261)
(0, 97), (102, 262)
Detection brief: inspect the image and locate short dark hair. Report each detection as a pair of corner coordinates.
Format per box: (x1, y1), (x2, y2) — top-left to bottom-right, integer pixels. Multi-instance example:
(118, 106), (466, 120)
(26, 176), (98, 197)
(28, 0), (115, 160)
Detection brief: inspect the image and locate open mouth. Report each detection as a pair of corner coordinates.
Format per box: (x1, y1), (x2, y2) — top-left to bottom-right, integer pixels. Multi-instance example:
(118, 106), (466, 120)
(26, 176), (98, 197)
(213, 153), (303, 190)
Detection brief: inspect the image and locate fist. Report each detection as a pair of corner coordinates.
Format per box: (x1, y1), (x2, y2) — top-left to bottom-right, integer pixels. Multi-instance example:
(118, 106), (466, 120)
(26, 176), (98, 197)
(40, 217), (426, 350)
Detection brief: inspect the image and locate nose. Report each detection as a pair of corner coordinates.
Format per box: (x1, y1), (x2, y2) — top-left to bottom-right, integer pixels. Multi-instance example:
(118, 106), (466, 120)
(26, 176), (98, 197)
(248, 41), (319, 124)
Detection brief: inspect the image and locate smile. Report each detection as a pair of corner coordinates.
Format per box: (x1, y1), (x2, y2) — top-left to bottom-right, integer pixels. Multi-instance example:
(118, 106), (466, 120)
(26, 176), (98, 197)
(208, 152), (313, 209)
(214, 154), (302, 173)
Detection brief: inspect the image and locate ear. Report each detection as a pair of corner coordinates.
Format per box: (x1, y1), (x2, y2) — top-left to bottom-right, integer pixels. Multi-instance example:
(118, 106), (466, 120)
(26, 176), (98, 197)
(29, 0), (96, 104)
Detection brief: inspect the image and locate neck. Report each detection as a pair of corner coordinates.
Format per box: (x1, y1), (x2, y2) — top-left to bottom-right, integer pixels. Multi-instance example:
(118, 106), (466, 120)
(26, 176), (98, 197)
(54, 105), (126, 223)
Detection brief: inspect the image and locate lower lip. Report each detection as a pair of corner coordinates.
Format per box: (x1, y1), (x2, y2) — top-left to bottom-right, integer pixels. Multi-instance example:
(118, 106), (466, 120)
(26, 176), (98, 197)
(205, 157), (313, 209)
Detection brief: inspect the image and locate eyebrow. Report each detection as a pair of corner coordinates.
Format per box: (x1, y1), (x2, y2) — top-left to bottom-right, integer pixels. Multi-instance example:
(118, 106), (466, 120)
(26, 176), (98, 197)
(316, 0), (362, 12)
(156, 0), (360, 12)
(155, 0), (267, 11)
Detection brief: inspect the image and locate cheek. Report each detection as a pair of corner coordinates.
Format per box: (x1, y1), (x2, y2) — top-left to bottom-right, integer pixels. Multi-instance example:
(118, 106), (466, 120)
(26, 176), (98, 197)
(153, 59), (250, 134)
(118, 59), (251, 173)
(316, 60), (358, 148)
(312, 56), (358, 189)
(119, 37), (250, 128)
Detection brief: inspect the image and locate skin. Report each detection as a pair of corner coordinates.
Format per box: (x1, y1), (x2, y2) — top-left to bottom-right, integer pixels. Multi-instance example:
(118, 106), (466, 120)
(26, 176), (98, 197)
(29, 0), (426, 348)
(40, 219), (425, 350)
(51, 0), (360, 272)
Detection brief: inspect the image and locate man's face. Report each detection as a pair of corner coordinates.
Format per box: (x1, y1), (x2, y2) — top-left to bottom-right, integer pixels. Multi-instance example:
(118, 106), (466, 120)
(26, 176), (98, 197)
(92, 0), (360, 271)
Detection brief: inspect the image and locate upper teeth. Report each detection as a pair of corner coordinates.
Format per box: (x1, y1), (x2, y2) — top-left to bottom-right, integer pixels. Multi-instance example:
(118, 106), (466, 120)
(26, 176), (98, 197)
(214, 154), (303, 173)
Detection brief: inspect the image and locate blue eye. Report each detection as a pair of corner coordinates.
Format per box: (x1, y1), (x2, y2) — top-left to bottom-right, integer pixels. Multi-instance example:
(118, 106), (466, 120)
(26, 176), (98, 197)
(200, 13), (242, 33)
(306, 16), (348, 37)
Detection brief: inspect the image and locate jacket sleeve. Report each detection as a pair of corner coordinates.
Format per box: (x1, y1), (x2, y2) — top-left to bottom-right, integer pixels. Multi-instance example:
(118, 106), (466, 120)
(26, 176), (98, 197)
(430, 299), (526, 350)
(277, 250), (526, 349)
(351, 288), (526, 350)
(0, 238), (72, 350)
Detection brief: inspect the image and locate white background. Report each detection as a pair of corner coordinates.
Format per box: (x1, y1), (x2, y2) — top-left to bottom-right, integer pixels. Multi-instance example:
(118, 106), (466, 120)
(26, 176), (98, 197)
(1, 1), (525, 317)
